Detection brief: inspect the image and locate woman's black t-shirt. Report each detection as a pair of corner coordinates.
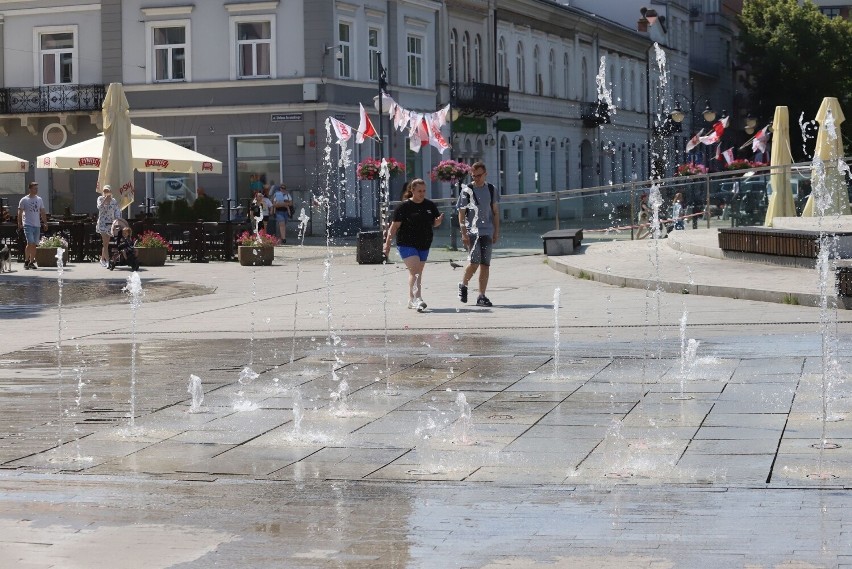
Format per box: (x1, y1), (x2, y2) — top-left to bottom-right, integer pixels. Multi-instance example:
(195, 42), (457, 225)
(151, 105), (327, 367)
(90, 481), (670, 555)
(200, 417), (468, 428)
(392, 199), (440, 250)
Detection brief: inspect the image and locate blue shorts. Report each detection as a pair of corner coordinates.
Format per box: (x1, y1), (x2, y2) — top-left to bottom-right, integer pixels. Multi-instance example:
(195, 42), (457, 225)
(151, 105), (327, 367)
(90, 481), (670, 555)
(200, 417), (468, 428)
(23, 225), (40, 244)
(397, 245), (429, 262)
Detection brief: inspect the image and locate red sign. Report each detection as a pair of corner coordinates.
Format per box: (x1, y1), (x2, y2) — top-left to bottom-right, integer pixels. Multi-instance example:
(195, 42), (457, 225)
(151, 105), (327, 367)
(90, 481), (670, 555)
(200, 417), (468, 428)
(79, 157), (100, 167)
(202, 162), (213, 172)
(145, 159), (169, 169)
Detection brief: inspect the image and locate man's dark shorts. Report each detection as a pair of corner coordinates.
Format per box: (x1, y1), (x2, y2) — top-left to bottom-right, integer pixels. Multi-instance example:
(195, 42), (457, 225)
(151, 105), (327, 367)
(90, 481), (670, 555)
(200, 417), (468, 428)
(468, 234), (493, 266)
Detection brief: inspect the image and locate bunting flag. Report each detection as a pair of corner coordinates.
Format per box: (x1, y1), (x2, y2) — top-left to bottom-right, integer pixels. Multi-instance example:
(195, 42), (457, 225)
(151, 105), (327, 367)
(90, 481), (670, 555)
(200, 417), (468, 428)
(715, 143), (722, 162)
(329, 117), (353, 143)
(699, 116), (729, 146)
(685, 129), (704, 153)
(752, 124), (771, 154)
(722, 147), (735, 165)
(427, 119), (451, 153)
(356, 103), (378, 143)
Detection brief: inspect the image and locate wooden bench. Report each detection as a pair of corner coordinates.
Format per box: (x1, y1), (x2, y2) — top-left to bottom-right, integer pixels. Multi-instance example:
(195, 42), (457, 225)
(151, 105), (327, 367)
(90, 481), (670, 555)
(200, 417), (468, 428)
(718, 227), (852, 259)
(541, 228), (583, 256)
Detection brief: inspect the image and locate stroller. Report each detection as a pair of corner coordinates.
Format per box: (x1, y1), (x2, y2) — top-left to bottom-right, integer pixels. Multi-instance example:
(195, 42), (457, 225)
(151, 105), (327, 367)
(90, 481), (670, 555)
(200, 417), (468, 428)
(108, 218), (139, 271)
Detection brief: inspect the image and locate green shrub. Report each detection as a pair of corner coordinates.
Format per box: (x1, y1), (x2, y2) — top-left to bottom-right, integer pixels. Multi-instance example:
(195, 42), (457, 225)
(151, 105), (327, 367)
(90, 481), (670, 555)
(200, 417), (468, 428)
(193, 195), (221, 222)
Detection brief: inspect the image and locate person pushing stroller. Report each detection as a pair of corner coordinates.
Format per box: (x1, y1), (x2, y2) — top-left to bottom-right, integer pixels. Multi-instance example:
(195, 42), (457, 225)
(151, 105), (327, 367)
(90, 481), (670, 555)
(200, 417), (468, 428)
(108, 219), (139, 271)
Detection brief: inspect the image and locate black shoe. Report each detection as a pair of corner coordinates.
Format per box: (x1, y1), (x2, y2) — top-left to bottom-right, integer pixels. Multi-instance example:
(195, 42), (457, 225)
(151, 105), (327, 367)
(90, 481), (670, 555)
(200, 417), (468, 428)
(108, 261), (115, 270)
(24, 260), (31, 270)
(476, 295), (493, 307)
(458, 283), (468, 303)
(30, 262), (37, 270)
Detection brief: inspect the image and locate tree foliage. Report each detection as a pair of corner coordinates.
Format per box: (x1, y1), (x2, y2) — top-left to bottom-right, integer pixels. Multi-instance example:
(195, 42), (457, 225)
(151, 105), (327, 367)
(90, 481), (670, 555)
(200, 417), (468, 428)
(738, 0), (852, 160)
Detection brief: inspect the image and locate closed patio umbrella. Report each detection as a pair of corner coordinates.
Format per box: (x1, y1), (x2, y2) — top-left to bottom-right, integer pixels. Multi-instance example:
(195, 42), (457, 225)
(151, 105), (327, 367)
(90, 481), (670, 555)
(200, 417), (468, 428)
(801, 97), (849, 217)
(0, 150), (29, 173)
(763, 106), (795, 227)
(97, 83), (135, 210)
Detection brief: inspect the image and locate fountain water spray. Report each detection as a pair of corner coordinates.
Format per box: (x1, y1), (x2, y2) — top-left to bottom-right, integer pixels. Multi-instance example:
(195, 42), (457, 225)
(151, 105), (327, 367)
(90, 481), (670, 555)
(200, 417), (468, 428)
(552, 287), (561, 380)
(187, 374), (204, 413)
(54, 247), (66, 457)
(378, 159), (399, 395)
(122, 272), (144, 429)
(288, 207), (311, 365)
(454, 392), (474, 445)
(291, 388), (304, 437)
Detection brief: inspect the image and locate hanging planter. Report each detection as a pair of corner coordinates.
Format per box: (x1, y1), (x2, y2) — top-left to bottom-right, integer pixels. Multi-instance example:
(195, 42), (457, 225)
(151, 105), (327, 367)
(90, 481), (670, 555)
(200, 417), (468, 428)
(430, 159), (471, 183)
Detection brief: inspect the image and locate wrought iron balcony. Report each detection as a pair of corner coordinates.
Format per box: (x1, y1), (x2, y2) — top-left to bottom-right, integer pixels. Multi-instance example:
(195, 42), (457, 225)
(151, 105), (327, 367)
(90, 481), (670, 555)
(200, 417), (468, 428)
(581, 100), (611, 127)
(0, 84), (106, 115)
(452, 81), (510, 117)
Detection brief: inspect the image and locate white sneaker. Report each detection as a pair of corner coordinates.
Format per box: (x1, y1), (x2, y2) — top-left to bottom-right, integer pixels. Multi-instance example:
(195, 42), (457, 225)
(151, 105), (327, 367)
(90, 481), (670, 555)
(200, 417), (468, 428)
(415, 298), (427, 312)
(408, 299), (418, 309)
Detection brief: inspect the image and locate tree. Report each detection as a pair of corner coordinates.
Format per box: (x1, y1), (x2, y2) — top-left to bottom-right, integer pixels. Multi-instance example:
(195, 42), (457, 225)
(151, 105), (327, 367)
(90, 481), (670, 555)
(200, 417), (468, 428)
(738, 0), (852, 160)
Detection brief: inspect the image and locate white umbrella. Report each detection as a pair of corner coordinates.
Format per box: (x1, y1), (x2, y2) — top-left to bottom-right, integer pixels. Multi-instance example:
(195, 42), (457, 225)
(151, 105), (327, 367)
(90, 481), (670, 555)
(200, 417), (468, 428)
(763, 106), (795, 226)
(97, 83), (135, 210)
(37, 124), (222, 175)
(0, 150), (29, 173)
(801, 97), (849, 217)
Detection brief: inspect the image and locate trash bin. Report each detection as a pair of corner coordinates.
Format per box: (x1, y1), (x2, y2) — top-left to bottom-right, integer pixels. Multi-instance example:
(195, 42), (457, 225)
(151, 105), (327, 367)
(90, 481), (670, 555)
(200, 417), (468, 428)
(356, 230), (384, 264)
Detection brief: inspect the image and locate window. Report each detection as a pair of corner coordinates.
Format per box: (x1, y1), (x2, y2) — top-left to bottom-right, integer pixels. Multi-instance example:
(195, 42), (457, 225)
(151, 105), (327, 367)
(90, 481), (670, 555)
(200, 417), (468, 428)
(516, 42), (525, 93)
(407, 35), (423, 87)
(499, 135), (507, 195)
(821, 7), (841, 18)
(233, 135), (281, 204)
(236, 20), (271, 78)
(338, 21), (352, 78)
(38, 28), (76, 85)
(550, 140), (557, 191)
(461, 32), (470, 82)
(548, 49), (556, 97)
(151, 24), (188, 82)
(517, 136), (525, 194)
(497, 37), (507, 87)
(450, 29), (458, 80)
(563, 53), (570, 99)
(153, 138), (198, 203)
(368, 27), (382, 81)
(533, 46), (541, 95)
(474, 35), (482, 82)
(533, 138), (541, 192)
(563, 139), (571, 189)
(581, 57), (588, 100)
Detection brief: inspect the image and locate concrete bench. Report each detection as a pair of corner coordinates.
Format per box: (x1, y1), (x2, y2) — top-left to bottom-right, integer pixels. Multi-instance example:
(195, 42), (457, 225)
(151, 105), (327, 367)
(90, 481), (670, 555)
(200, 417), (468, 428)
(541, 228), (583, 256)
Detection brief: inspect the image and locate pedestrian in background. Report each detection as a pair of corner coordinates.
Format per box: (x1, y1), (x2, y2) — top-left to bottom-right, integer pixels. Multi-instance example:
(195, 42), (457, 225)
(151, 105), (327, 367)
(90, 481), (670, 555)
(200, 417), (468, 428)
(17, 181), (47, 270)
(96, 185), (122, 267)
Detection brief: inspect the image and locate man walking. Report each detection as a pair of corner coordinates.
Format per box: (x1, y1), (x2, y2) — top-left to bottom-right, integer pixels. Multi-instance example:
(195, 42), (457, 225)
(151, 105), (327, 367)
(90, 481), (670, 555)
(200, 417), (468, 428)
(457, 161), (499, 307)
(17, 182), (47, 270)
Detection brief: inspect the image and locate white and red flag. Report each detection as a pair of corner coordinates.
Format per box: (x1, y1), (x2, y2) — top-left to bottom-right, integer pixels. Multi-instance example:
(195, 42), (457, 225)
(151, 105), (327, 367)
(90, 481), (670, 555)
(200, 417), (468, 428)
(722, 147), (735, 165)
(329, 117), (353, 143)
(699, 116), (729, 146)
(427, 120), (451, 154)
(752, 124), (771, 154)
(685, 129), (704, 153)
(356, 103), (378, 143)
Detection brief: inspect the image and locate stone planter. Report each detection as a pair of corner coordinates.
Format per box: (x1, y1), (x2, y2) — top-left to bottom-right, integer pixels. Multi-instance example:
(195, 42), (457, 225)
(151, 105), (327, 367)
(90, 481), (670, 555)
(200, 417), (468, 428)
(238, 245), (274, 266)
(135, 247), (168, 267)
(35, 247), (69, 267)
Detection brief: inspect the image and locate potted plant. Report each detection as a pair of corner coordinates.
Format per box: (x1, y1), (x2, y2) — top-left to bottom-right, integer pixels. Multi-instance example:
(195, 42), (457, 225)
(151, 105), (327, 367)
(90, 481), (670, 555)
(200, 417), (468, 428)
(725, 159), (759, 171)
(236, 229), (279, 266)
(134, 230), (171, 266)
(356, 157), (405, 181)
(35, 234), (69, 267)
(430, 159), (472, 183)
(674, 163), (708, 177)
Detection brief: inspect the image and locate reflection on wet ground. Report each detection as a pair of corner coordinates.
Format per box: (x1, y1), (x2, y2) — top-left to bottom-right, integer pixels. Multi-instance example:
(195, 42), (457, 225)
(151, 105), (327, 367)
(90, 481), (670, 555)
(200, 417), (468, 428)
(2, 333), (851, 488)
(0, 278), (215, 316)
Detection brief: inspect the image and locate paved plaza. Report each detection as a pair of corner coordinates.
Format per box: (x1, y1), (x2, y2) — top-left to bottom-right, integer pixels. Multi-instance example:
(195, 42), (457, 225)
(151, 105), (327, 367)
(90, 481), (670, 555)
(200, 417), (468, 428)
(2, 229), (852, 568)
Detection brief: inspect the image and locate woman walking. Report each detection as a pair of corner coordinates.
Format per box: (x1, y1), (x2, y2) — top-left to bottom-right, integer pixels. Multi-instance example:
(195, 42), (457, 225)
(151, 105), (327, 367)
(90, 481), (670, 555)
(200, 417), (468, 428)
(382, 179), (444, 312)
(96, 185), (122, 266)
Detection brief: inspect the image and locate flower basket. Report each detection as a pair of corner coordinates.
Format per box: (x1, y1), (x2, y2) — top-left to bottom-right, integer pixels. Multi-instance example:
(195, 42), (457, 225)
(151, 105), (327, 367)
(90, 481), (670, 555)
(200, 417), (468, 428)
(356, 157), (405, 180)
(135, 247), (168, 266)
(35, 247), (68, 267)
(674, 163), (708, 177)
(237, 230), (279, 248)
(135, 230), (171, 251)
(238, 245), (274, 266)
(430, 160), (471, 183)
(725, 159), (759, 171)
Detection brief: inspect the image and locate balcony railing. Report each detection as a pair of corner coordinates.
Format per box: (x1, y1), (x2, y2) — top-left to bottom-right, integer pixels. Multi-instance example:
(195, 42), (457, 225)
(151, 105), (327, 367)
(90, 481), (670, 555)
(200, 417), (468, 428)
(0, 84), (106, 115)
(453, 82), (510, 117)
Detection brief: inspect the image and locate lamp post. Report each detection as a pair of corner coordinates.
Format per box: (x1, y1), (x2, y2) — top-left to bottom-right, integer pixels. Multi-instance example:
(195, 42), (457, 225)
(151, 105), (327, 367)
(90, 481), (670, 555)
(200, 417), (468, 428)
(375, 52), (387, 232)
(669, 94), (716, 164)
(448, 62), (459, 251)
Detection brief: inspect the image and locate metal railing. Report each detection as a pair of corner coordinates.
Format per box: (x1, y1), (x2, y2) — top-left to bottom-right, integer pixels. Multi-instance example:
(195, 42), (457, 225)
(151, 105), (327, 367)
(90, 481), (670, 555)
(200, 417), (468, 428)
(0, 84), (106, 114)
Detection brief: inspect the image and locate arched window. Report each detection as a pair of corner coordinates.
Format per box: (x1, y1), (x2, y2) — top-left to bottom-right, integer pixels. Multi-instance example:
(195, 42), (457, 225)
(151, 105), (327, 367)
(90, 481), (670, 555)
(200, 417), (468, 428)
(499, 135), (508, 194)
(563, 138), (571, 189)
(476, 139), (484, 163)
(549, 138), (557, 191)
(621, 144), (629, 183)
(450, 29), (458, 80)
(462, 32), (470, 82)
(639, 71), (646, 112)
(533, 46), (541, 95)
(563, 52), (570, 99)
(516, 136), (525, 194)
(533, 137), (542, 192)
(581, 56), (588, 101)
(474, 35), (483, 82)
(630, 68), (637, 110)
(516, 42), (525, 93)
(548, 49), (556, 97)
(497, 37), (506, 87)
(621, 68), (628, 109)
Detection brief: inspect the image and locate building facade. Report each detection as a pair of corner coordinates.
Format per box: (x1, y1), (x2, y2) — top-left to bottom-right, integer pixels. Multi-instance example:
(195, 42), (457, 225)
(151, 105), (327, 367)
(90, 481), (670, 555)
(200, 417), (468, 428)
(0, 0), (740, 230)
